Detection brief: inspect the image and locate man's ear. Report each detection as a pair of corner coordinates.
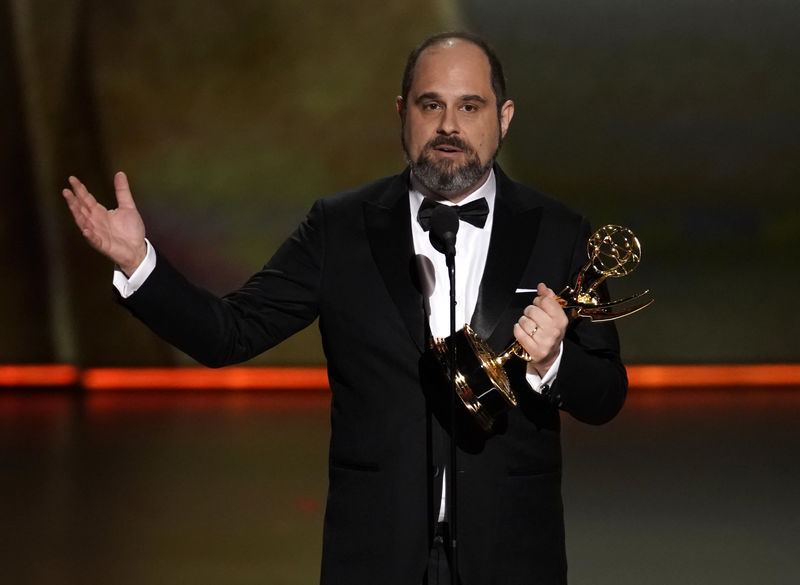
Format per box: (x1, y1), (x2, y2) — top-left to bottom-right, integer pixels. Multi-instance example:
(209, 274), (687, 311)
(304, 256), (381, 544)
(396, 96), (406, 119)
(499, 99), (515, 139)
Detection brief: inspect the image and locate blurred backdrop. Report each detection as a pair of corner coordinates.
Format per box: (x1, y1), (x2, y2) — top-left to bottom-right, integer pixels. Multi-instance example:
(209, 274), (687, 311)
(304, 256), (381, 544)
(3, 0), (799, 366)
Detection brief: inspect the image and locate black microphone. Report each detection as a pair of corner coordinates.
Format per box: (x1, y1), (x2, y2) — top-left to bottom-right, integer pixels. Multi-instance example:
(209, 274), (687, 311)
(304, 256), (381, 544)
(429, 204), (459, 259)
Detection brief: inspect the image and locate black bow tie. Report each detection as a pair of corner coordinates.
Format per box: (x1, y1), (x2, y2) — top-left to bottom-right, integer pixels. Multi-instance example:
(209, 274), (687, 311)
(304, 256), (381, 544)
(417, 197), (489, 231)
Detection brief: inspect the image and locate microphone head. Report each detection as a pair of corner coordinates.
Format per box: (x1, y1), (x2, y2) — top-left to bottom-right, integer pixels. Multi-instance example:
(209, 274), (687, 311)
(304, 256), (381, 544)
(429, 204), (459, 257)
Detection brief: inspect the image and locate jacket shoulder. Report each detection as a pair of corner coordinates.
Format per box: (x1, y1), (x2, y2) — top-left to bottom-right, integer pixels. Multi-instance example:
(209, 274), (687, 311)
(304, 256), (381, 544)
(496, 167), (586, 227)
(319, 171), (409, 210)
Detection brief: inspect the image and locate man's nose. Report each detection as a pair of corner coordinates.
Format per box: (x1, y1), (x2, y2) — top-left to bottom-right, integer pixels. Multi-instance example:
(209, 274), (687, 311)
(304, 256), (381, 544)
(436, 107), (459, 135)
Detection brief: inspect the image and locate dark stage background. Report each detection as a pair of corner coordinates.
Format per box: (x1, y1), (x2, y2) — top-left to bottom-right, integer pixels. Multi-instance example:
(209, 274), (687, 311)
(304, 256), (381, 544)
(3, 0), (799, 367)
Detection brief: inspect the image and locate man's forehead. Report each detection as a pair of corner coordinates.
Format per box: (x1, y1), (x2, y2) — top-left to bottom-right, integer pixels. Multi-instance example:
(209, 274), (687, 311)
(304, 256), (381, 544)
(409, 40), (494, 98)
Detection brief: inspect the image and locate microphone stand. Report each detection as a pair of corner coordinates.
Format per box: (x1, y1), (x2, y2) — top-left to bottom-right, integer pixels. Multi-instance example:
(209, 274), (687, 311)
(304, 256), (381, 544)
(445, 248), (458, 585)
(427, 204), (460, 585)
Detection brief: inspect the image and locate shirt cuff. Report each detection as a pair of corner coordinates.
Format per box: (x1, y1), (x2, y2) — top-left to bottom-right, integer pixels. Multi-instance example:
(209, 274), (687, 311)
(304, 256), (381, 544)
(112, 239), (156, 298)
(525, 341), (563, 395)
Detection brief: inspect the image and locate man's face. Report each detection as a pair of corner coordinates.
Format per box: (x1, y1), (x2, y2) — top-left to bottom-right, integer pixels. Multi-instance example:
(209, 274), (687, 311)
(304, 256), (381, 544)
(399, 39), (514, 202)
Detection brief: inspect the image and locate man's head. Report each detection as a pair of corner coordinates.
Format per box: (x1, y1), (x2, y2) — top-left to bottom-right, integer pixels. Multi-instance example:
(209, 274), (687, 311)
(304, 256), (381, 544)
(398, 32), (514, 202)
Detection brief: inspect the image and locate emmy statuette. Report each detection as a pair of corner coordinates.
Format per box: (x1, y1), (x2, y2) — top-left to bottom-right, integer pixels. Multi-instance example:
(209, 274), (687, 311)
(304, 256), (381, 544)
(432, 225), (654, 431)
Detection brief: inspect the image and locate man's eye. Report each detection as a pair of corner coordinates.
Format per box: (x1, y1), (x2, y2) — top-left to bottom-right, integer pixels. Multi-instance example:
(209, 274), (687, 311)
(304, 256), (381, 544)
(462, 104), (478, 112)
(423, 103), (441, 111)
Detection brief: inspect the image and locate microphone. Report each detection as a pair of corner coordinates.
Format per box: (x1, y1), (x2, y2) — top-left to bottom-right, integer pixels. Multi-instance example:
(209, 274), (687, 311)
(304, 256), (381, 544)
(429, 204), (459, 259)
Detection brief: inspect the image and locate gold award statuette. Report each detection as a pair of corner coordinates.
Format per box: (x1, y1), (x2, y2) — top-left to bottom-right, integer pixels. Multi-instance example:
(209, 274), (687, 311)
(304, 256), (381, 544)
(432, 225), (654, 431)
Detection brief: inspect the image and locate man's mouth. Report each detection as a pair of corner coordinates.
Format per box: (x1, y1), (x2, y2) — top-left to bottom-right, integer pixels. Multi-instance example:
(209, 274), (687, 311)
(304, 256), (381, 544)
(427, 138), (470, 157)
(434, 145), (463, 154)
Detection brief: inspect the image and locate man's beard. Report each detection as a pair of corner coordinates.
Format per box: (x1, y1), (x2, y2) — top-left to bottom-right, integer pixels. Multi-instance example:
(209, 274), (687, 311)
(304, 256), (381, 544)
(404, 134), (499, 196)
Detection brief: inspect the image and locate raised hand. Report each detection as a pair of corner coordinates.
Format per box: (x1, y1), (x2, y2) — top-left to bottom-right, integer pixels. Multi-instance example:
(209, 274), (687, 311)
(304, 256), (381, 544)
(513, 282), (569, 377)
(62, 172), (147, 276)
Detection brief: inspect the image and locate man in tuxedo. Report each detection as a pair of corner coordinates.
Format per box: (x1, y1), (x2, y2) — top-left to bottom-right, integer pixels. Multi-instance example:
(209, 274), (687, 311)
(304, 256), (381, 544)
(63, 32), (627, 585)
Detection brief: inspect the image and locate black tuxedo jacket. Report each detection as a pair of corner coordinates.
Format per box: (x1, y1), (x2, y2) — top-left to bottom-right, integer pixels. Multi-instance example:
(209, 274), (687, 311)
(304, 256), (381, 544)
(120, 166), (627, 585)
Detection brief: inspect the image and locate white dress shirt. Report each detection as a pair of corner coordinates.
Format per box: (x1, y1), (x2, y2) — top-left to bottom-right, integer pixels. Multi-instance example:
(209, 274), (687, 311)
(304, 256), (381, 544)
(408, 169), (562, 521)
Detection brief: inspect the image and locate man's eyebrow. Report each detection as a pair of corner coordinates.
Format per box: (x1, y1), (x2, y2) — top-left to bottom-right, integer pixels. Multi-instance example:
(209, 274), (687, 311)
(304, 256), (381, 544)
(460, 94), (488, 104)
(413, 92), (489, 104)
(414, 92), (442, 104)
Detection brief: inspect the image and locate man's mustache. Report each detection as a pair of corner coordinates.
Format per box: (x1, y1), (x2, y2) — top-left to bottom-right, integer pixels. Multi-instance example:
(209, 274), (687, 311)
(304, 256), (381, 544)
(423, 136), (475, 154)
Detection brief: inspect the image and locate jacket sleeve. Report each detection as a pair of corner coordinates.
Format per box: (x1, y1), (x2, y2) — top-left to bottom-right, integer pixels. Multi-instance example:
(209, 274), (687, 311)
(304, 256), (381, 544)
(541, 218), (628, 425)
(118, 199), (326, 367)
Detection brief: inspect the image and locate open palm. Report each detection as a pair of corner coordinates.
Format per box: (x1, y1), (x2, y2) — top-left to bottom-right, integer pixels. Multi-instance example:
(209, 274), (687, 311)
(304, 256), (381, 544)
(62, 172), (147, 276)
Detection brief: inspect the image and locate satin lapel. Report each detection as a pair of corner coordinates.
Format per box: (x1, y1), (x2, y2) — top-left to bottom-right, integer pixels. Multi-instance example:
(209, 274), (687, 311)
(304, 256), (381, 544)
(363, 173), (426, 352)
(471, 177), (543, 349)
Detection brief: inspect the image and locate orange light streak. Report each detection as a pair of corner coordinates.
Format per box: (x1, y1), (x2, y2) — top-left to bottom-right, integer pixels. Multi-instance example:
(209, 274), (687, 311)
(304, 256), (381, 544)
(0, 364), (79, 386)
(627, 364), (800, 387)
(2, 364), (800, 391)
(81, 366), (330, 390)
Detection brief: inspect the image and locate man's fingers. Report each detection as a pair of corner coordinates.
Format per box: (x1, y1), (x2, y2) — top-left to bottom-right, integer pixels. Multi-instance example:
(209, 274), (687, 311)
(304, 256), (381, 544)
(113, 171), (136, 209)
(513, 323), (537, 354)
(63, 187), (90, 226)
(523, 304), (543, 323)
(67, 176), (92, 205)
(62, 187), (78, 211)
(532, 284), (555, 310)
(65, 176), (104, 222)
(534, 282), (557, 302)
(514, 284), (568, 371)
(533, 283), (567, 320)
